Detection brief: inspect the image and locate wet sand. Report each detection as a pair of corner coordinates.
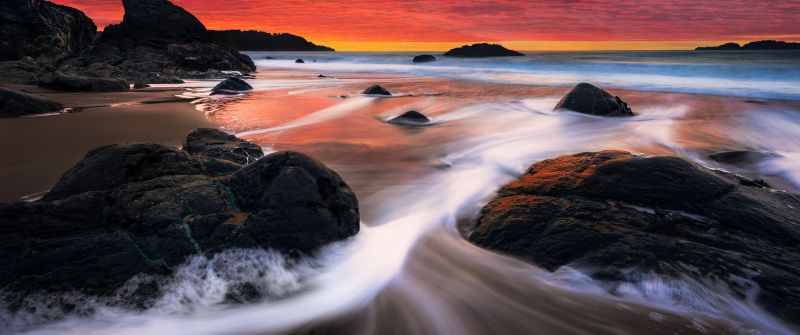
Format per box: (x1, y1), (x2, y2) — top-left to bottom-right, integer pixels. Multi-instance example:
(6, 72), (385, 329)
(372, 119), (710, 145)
(0, 84), (213, 201)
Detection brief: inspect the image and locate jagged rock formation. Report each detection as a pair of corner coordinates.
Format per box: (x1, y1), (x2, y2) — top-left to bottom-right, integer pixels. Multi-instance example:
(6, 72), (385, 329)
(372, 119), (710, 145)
(443, 43), (524, 57)
(696, 40), (800, 50)
(206, 30), (334, 51)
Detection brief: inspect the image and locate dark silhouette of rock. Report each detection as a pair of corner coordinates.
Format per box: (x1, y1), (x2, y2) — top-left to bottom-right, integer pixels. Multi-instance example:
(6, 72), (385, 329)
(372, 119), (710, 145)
(133, 83), (150, 89)
(295, 59), (305, 63)
(210, 89), (240, 96)
(413, 55), (437, 63)
(362, 85), (391, 96)
(58, 0), (255, 83)
(184, 128), (263, 165)
(554, 83), (633, 116)
(709, 150), (781, 166)
(206, 30), (334, 51)
(470, 150), (800, 324)
(37, 71), (129, 92)
(0, 58), (52, 85)
(387, 111), (430, 125)
(696, 40), (800, 51)
(0, 130), (359, 297)
(212, 77), (253, 92)
(443, 43), (523, 57)
(0, 87), (64, 118)
(0, 0), (96, 62)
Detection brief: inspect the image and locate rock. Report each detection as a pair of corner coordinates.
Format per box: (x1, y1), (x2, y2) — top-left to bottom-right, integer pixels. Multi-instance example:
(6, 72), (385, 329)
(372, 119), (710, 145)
(206, 30), (334, 51)
(295, 59), (305, 63)
(469, 151), (800, 323)
(38, 71), (129, 92)
(183, 128), (263, 165)
(210, 89), (240, 96)
(387, 111), (430, 125)
(164, 42), (256, 73)
(554, 83), (634, 116)
(0, 0), (96, 62)
(708, 150), (781, 166)
(212, 77), (253, 92)
(412, 54), (437, 63)
(133, 83), (150, 89)
(0, 87), (64, 118)
(0, 130), (359, 297)
(362, 85), (391, 96)
(99, 0), (205, 46)
(443, 43), (523, 57)
(0, 58), (52, 85)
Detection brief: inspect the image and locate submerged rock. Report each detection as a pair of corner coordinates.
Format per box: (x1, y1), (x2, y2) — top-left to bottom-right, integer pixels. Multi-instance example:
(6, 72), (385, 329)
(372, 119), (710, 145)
(210, 89), (240, 96)
(295, 59), (305, 63)
(443, 43), (523, 58)
(0, 130), (359, 297)
(133, 83), (150, 89)
(362, 85), (391, 96)
(554, 83), (634, 116)
(387, 110), (431, 125)
(709, 150), (781, 166)
(183, 128), (263, 165)
(38, 71), (129, 92)
(412, 54), (437, 63)
(469, 150), (800, 323)
(212, 77), (253, 92)
(0, 87), (63, 118)
(0, 0), (96, 62)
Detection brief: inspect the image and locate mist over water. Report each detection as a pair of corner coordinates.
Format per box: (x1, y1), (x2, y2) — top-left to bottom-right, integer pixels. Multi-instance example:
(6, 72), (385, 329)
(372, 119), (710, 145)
(6, 52), (800, 335)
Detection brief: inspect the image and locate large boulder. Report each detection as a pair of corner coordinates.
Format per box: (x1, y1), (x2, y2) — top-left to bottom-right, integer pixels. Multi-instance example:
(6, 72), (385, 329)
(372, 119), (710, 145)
(554, 83), (634, 116)
(38, 71), (129, 92)
(387, 111), (431, 125)
(98, 0), (206, 46)
(183, 128), (263, 165)
(0, 0), (96, 62)
(469, 151), (800, 323)
(412, 54), (437, 63)
(0, 130), (359, 297)
(0, 87), (64, 118)
(0, 57), (52, 85)
(443, 43), (523, 57)
(212, 77), (253, 92)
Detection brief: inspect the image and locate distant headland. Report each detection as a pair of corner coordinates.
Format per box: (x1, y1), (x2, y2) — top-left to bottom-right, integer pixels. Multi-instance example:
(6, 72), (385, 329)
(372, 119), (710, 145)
(206, 30), (334, 52)
(695, 40), (800, 51)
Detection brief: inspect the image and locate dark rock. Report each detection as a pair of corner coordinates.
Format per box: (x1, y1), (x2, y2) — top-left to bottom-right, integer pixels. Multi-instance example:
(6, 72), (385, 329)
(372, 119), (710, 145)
(0, 130), (359, 297)
(38, 71), (129, 92)
(295, 59), (305, 64)
(709, 150), (781, 166)
(443, 43), (523, 57)
(99, 0), (205, 46)
(412, 54), (437, 63)
(0, 87), (64, 118)
(212, 77), (253, 92)
(133, 83), (150, 89)
(696, 40), (800, 51)
(554, 83), (634, 116)
(164, 42), (256, 73)
(210, 89), (240, 96)
(387, 111), (430, 125)
(206, 30), (334, 51)
(0, 58), (50, 85)
(362, 85), (391, 96)
(470, 150), (800, 323)
(184, 128), (263, 165)
(0, 0), (96, 62)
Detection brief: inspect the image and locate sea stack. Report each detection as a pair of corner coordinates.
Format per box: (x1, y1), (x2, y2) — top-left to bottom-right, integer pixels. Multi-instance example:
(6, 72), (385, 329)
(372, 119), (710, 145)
(413, 54), (437, 63)
(554, 83), (634, 116)
(443, 43), (524, 57)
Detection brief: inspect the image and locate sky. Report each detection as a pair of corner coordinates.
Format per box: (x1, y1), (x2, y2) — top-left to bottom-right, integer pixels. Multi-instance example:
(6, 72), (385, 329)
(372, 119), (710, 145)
(58, 0), (800, 51)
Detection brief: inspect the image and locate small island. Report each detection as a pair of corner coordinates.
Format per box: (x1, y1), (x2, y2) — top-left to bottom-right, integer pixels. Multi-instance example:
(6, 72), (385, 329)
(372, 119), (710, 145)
(696, 40), (800, 51)
(443, 43), (524, 57)
(207, 30), (334, 51)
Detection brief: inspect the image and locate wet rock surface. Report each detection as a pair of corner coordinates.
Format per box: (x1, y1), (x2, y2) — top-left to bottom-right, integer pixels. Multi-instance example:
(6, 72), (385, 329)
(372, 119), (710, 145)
(362, 85), (391, 96)
(184, 128), (263, 165)
(470, 150), (800, 323)
(387, 111), (430, 125)
(37, 71), (129, 92)
(554, 83), (634, 116)
(443, 43), (523, 57)
(0, 87), (64, 118)
(0, 130), (359, 297)
(212, 77), (253, 92)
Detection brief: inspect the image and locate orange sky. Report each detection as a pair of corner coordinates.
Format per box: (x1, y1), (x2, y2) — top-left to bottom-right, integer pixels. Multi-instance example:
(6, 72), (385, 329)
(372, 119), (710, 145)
(57, 0), (800, 51)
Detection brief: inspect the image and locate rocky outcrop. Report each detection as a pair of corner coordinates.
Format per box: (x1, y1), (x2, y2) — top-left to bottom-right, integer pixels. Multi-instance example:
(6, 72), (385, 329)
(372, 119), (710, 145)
(184, 128), (263, 165)
(469, 151), (800, 323)
(0, 130), (359, 297)
(443, 43), (523, 57)
(206, 30), (334, 51)
(0, 87), (64, 118)
(0, 0), (97, 62)
(38, 71), (129, 92)
(554, 83), (634, 116)
(696, 40), (800, 51)
(387, 111), (430, 125)
(362, 85), (391, 96)
(295, 59), (305, 64)
(58, 0), (255, 83)
(0, 58), (52, 85)
(412, 55), (437, 63)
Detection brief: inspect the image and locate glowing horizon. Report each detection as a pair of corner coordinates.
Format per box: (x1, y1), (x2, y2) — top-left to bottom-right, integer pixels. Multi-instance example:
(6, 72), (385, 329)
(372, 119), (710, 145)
(56, 0), (800, 51)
